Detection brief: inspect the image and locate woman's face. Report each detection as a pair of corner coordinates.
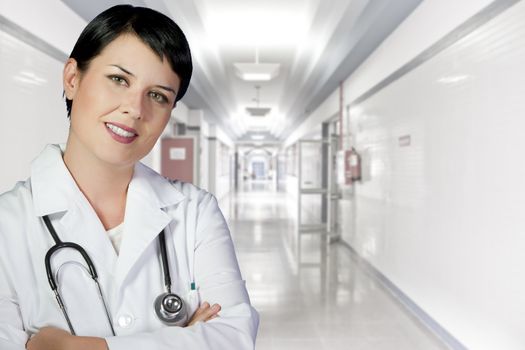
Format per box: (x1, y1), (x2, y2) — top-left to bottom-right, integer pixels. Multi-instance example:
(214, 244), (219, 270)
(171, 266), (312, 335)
(63, 34), (180, 167)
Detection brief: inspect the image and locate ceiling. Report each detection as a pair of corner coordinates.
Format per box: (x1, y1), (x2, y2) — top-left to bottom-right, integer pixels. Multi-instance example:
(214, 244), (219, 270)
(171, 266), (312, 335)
(62, 0), (422, 143)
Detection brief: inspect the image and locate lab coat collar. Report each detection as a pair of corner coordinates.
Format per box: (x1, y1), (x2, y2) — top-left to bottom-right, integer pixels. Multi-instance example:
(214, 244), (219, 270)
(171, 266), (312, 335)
(31, 144), (76, 216)
(129, 161), (186, 209)
(31, 143), (186, 215)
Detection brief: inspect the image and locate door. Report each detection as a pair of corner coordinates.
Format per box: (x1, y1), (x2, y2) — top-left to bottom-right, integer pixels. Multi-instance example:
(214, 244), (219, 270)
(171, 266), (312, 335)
(161, 137), (196, 183)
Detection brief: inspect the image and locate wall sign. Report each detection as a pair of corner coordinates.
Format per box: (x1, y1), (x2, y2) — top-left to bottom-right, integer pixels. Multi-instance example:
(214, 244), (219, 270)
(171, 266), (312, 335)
(398, 135), (411, 147)
(169, 147), (186, 160)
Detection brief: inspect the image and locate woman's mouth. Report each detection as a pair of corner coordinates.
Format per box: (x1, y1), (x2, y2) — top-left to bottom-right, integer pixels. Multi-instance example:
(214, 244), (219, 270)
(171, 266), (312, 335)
(105, 122), (138, 144)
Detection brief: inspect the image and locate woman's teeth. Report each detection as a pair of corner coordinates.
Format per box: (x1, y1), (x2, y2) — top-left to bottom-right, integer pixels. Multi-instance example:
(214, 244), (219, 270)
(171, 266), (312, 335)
(106, 123), (136, 138)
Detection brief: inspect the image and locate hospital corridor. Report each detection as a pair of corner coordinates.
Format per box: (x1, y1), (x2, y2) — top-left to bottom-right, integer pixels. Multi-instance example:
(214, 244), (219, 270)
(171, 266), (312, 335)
(1, 0), (525, 349)
(221, 185), (447, 350)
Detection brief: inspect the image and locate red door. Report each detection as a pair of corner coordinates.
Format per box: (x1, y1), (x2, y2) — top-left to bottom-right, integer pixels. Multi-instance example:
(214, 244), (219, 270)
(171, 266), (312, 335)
(161, 137), (195, 183)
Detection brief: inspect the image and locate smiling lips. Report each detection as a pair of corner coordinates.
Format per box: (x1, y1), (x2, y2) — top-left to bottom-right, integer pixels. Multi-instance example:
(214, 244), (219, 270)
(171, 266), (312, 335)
(105, 122), (138, 144)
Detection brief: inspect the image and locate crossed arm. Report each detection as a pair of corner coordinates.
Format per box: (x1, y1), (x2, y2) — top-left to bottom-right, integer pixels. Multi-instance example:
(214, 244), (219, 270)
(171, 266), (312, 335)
(26, 302), (221, 350)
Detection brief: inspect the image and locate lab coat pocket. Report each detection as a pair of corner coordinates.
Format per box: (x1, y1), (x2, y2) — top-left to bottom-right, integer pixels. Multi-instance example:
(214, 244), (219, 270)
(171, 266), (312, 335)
(185, 289), (201, 320)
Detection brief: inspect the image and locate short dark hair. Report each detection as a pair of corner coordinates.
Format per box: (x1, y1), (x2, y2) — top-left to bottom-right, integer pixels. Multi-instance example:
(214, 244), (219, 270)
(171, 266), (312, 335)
(65, 4), (192, 117)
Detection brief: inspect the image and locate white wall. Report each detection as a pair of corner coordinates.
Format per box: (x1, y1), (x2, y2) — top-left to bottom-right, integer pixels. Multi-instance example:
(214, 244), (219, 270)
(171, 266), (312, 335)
(0, 1), (83, 194)
(191, 110), (235, 198)
(0, 0), (85, 54)
(284, 144), (299, 199)
(285, 0), (525, 349)
(0, 29), (69, 194)
(214, 141), (232, 199)
(172, 101), (190, 125)
(214, 126), (234, 199)
(198, 119), (211, 191)
(348, 3), (525, 348)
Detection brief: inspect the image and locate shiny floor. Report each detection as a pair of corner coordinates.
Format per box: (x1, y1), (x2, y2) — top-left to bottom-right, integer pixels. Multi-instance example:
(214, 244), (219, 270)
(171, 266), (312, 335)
(220, 181), (449, 350)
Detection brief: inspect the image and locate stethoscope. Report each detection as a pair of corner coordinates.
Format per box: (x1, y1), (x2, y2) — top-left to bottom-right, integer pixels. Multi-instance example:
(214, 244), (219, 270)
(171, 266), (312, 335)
(42, 215), (188, 335)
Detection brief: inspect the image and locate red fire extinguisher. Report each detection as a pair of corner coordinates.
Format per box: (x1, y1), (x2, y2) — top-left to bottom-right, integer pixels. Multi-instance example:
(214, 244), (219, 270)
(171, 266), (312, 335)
(345, 148), (361, 185)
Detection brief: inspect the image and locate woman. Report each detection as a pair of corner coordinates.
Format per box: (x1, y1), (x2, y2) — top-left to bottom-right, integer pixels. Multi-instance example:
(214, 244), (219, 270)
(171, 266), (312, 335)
(0, 5), (258, 350)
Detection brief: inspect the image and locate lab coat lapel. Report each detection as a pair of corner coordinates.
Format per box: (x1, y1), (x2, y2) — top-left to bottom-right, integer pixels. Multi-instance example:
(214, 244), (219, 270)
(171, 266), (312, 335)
(58, 199), (118, 269)
(31, 144), (117, 279)
(113, 162), (185, 292)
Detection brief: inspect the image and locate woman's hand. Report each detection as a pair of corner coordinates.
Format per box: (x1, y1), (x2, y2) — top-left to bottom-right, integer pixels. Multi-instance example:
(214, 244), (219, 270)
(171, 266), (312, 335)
(26, 327), (72, 350)
(186, 301), (221, 327)
(26, 326), (108, 350)
(26, 327), (73, 350)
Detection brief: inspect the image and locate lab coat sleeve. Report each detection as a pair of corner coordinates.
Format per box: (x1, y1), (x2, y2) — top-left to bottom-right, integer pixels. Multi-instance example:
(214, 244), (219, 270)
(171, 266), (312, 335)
(105, 192), (259, 350)
(0, 248), (29, 349)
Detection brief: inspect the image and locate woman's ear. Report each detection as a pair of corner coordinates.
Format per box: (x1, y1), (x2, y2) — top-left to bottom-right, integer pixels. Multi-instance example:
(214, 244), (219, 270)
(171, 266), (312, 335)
(63, 58), (80, 100)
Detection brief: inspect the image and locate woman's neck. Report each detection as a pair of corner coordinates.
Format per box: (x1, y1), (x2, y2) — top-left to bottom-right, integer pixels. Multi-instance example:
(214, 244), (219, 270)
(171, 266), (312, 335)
(63, 136), (133, 230)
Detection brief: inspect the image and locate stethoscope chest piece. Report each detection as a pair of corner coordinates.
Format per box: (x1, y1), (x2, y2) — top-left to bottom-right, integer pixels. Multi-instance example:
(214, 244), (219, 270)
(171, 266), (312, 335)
(154, 292), (187, 325)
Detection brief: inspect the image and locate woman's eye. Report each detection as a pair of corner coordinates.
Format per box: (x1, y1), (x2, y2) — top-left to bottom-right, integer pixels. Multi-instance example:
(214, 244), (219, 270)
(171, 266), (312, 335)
(108, 75), (127, 86)
(149, 91), (168, 104)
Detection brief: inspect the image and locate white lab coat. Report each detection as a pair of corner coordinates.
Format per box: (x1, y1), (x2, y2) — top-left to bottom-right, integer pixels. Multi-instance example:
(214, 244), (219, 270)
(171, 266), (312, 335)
(0, 144), (259, 350)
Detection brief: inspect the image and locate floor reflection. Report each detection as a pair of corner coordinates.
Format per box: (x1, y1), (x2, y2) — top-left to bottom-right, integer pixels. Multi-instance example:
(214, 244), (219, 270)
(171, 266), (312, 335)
(220, 183), (447, 350)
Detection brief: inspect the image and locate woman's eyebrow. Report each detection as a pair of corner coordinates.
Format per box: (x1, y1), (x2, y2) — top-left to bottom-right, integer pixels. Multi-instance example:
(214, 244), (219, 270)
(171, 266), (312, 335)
(155, 85), (176, 95)
(110, 64), (134, 76)
(109, 64), (176, 95)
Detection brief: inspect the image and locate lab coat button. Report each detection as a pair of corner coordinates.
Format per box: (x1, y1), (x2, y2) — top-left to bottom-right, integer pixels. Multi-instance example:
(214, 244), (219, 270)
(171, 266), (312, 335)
(117, 314), (134, 328)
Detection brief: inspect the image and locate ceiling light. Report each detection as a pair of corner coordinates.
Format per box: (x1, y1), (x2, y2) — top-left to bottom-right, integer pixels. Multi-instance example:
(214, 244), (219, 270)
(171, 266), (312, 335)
(234, 47), (280, 82)
(251, 135), (265, 140)
(246, 107), (271, 117)
(243, 73), (271, 81)
(234, 63), (280, 82)
(248, 125), (270, 132)
(245, 85), (271, 117)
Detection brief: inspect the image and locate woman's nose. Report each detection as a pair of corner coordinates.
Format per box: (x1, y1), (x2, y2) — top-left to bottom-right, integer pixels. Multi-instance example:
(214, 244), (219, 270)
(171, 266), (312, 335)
(121, 90), (144, 119)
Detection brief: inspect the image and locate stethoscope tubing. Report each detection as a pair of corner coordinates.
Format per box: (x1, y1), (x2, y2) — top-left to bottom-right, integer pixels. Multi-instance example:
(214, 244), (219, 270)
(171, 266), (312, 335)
(43, 215), (115, 335)
(158, 230), (173, 293)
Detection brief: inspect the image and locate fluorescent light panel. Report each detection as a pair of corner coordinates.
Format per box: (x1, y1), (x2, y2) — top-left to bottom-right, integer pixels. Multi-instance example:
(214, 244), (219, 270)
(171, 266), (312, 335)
(234, 63), (280, 82)
(242, 73), (272, 81)
(246, 107), (271, 117)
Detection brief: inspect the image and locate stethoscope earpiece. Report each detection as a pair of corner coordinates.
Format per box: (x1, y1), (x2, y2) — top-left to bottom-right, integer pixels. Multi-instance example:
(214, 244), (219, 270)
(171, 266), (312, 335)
(154, 292), (187, 325)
